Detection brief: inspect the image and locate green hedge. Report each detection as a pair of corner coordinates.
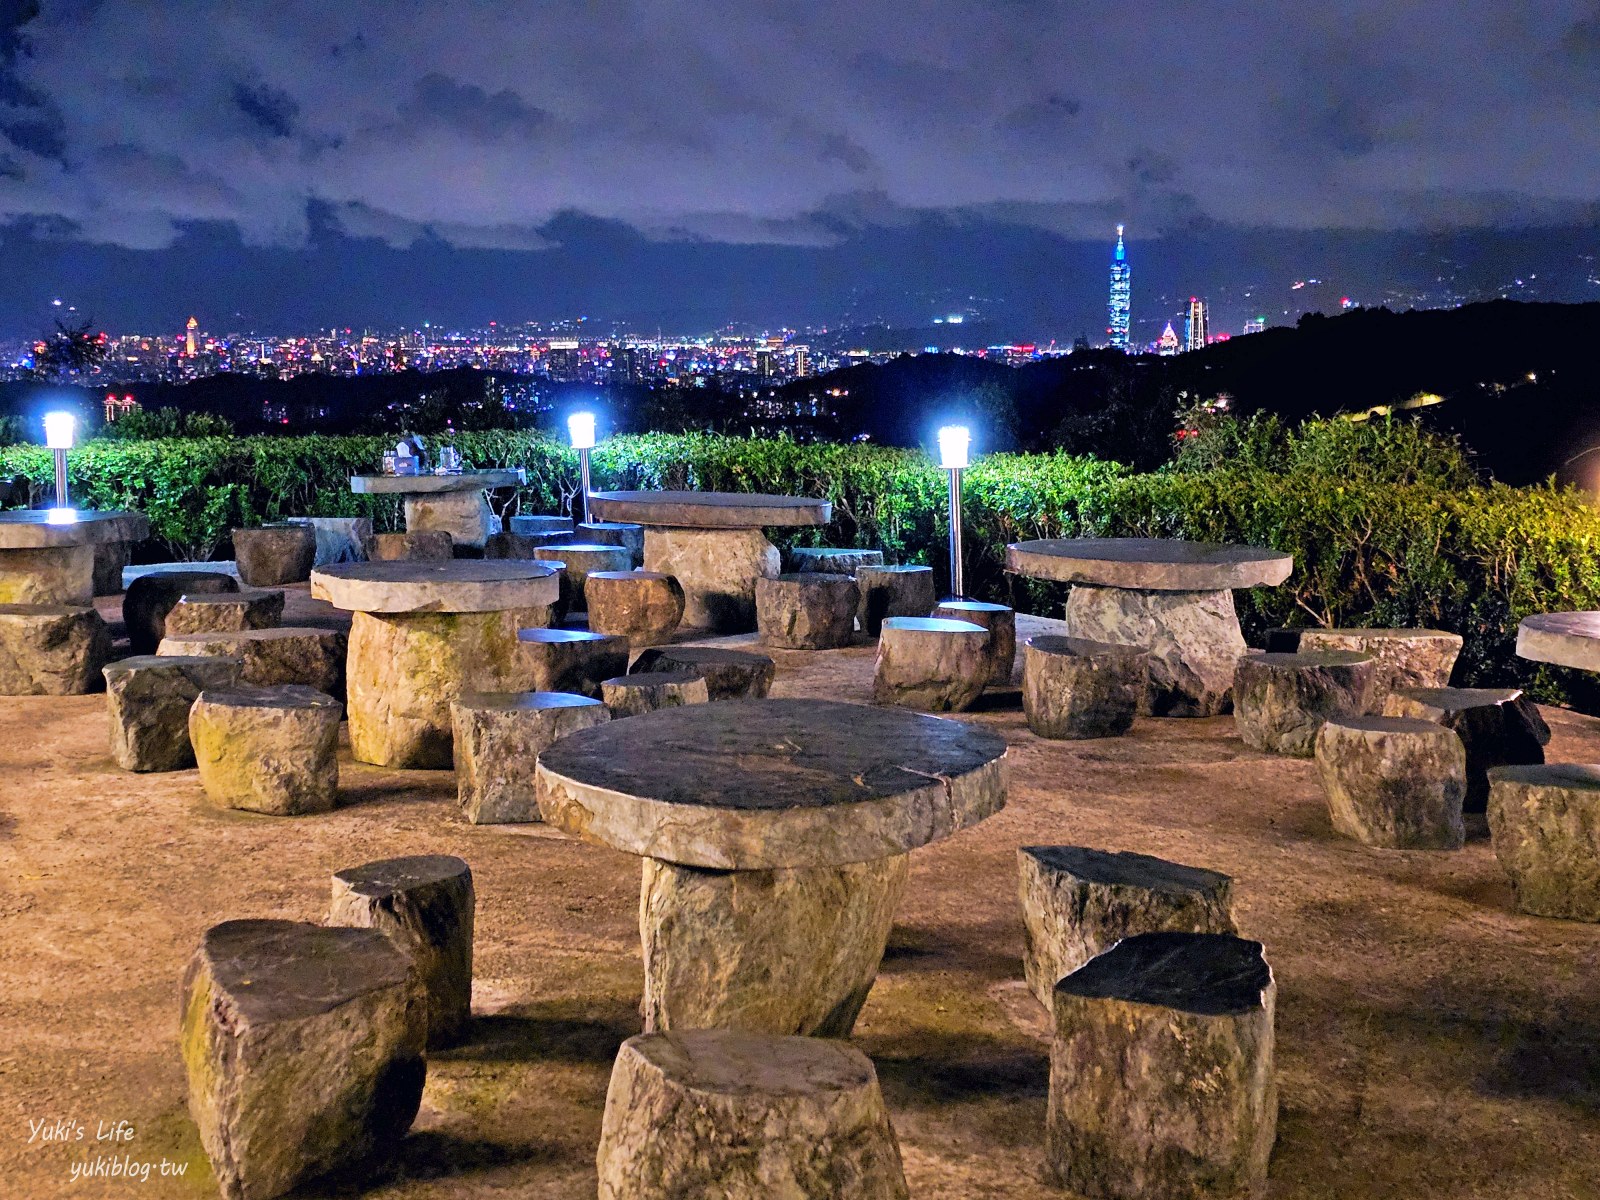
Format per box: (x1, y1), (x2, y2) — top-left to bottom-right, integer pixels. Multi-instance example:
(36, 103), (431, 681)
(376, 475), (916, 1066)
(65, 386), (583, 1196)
(4, 430), (1599, 705)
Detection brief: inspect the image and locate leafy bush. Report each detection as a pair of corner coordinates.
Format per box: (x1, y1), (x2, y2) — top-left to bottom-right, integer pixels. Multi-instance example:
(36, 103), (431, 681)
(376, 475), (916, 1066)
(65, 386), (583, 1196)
(97, 408), (236, 440)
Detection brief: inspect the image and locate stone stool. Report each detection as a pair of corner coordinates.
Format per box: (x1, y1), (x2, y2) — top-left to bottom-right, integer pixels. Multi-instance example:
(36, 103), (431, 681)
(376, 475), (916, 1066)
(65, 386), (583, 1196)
(159, 626), (346, 696)
(788, 546), (885, 576)
(934, 600), (1017, 685)
(535, 543), (632, 610)
(577, 521), (645, 564)
(1383, 686), (1549, 813)
(1315, 716), (1468, 849)
(1047, 932), (1276, 1200)
(510, 514), (575, 537)
(104, 654), (243, 771)
(1267, 627), (1462, 701)
(181, 919), (425, 1200)
(1487, 764), (1600, 921)
(287, 515), (372, 565)
(756, 573), (859, 649)
(518, 628), (630, 697)
(232, 524), (317, 586)
(856, 564), (937, 636)
(1022, 635), (1146, 739)
(0, 603), (112, 695)
(596, 1029), (909, 1200)
(124, 569), (238, 655)
(329, 855), (475, 1048)
(602, 670), (710, 718)
(632, 645), (775, 700)
(1018, 846), (1237, 1008)
(450, 691), (610, 823)
(872, 616), (988, 712)
(364, 530), (454, 562)
(1233, 650), (1377, 756)
(485, 529), (569, 558)
(165, 589), (285, 635)
(586, 570), (685, 646)
(189, 685), (342, 815)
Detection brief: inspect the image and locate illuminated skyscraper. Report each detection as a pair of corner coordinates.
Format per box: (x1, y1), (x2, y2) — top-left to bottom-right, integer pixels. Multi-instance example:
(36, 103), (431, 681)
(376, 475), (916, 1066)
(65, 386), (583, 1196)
(185, 316), (198, 357)
(1243, 315), (1266, 335)
(1184, 297), (1208, 351)
(1158, 321), (1180, 355)
(1107, 225), (1131, 350)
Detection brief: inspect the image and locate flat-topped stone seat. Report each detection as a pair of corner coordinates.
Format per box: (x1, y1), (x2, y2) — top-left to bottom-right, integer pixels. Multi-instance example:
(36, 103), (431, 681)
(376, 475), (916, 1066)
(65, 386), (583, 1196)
(1233, 650), (1377, 756)
(159, 626), (346, 696)
(0, 603), (112, 695)
(1047, 931), (1277, 1200)
(103, 654), (243, 772)
(509, 514), (575, 537)
(1266, 627), (1462, 698)
(788, 546), (886, 576)
(181, 919), (426, 1200)
(934, 600), (1017, 685)
(124, 569), (239, 655)
(597, 1029), (908, 1200)
(1382, 686), (1549, 813)
(0, 509), (149, 604)
(1018, 846), (1237, 1008)
(329, 855), (475, 1048)
(1487, 764), (1600, 921)
(577, 520), (645, 563)
(1516, 611), (1600, 671)
(602, 670), (710, 718)
(873, 616), (989, 712)
(450, 691), (610, 824)
(164, 589), (285, 635)
(1315, 716), (1468, 849)
(632, 645), (775, 700)
(232, 524), (317, 586)
(535, 543), (632, 610)
(756, 573), (859, 649)
(855, 564), (937, 637)
(363, 530), (454, 562)
(484, 529), (569, 559)
(586, 570), (685, 646)
(286, 515), (372, 565)
(1022, 635), (1147, 739)
(518, 628), (630, 698)
(190, 685), (342, 815)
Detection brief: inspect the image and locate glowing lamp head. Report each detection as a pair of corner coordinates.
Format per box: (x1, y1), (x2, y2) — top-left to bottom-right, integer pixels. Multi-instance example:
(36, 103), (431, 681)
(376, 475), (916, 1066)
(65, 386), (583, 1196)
(568, 411), (597, 450)
(44, 411), (75, 450)
(937, 425), (970, 470)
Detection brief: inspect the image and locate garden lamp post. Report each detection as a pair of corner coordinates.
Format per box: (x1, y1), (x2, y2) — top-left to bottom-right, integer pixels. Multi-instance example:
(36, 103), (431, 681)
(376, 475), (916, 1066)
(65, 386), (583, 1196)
(569, 411), (597, 525)
(44, 411), (75, 513)
(938, 424), (970, 598)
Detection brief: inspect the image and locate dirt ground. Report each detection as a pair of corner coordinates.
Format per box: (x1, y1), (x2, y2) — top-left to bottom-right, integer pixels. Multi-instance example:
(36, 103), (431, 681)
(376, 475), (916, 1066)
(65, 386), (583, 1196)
(2, 586), (1599, 1199)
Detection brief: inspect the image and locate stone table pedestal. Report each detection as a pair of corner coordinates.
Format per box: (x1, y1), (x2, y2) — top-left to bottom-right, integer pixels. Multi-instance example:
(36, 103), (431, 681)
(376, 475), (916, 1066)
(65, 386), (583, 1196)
(350, 470), (525, 551)
(0, 510), (149, 604)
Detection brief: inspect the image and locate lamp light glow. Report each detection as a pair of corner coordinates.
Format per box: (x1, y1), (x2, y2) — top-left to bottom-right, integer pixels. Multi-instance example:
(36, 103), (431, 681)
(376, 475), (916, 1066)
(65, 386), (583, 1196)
(44, 411), (75, 450)
(937, 425), (970, 470)
(568, 411), (597, 450)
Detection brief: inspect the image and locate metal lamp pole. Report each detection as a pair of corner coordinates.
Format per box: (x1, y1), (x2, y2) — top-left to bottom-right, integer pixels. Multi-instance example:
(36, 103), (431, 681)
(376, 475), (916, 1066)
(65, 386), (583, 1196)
(578, 446), (592, 525)
(44, 412), (75, 510)
(937, 425), (970, 599)
(569, 411), (597, 526)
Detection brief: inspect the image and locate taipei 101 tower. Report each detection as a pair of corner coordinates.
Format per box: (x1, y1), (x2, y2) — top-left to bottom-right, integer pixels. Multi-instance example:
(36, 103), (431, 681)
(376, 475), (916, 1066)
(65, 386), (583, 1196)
(1107, 225), (1131, 350)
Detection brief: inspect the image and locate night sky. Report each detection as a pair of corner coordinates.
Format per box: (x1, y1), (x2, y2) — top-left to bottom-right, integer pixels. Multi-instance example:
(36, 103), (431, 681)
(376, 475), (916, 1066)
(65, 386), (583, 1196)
(3, 1), (1600, 336)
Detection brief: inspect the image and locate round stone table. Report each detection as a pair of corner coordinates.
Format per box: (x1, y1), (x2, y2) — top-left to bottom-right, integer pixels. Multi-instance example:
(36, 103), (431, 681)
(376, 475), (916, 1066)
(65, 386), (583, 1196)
(311, 560), (558, 768)
(0, 510), (150, 603)
(587, 491), (830, 631)
(1516, 612), (1600, 672)
(1006, 537), (1293, 717)
(536, 697), (1007, 1036)
(349, 470), (526, 551)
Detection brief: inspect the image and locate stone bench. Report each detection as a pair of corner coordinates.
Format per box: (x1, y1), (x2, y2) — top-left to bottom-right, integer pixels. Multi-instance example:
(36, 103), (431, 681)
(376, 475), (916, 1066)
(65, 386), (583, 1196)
(1233, 650), (1377, 756)
(159, 626), (347, 697)
(855, 564), (937, 637)
(1314, 716), (1468, 849)
(104, 654), (243, 772)
(1018, 846), (1237, 1008)
(450, 691), (610, 823)
(484, 529), (569, 558)
(124, 569), (238, 655)
(363, 530), (454, 562)
(286, 515), (372, 565)
(577, 520), (645, 564)
(233, 524), (317, 586)
(1021, 635), (1147, 739)
(787, 546), (885, 576)
(517, 628), (630, 698)
(586, 570), (686, 646)
(602, 670), (710, 718)
(872, 616), (988, 712)
(329, 855), (475, 1048)
(509, 514), (575, 537)
(597, 1029), (908, 1199)
(189, 685), (342, 815)
(534, 543), (632, 610)
(165, 589), (285, 635)
(1487, 764), (1600, 921)
(933, 600), (1017, 685)
(1266, 627), (1462, 699)
(181, 919), (425, 1200)
(1047, 932), (1276, 1200)
(632, 645), (775, 700)
(1383, 686), (1549, 813)
(756, 573), (859, 649)
(0, 603), (112, 695)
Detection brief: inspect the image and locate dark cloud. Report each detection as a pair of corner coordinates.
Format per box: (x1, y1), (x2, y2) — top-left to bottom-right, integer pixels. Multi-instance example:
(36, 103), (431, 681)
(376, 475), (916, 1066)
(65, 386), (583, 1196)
(400, 73), (550, 141)
(231, 79), (300, 140)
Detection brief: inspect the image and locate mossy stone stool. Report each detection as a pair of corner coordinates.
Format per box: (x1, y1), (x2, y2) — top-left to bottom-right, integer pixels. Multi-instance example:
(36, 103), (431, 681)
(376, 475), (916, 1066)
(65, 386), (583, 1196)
(104, 654), (243, 772)
(756, 573), (859, 649)
(586, 570), (686, 646)
(189, 684), (343, 815)
(1022, 635), (1147, 739)
(855, 564), (937, 637)
(450, 691), (610, 824)
(1233, 650), (1377, 756)
(1314, 715), (1468, 849)
(602, 670), (709, 718)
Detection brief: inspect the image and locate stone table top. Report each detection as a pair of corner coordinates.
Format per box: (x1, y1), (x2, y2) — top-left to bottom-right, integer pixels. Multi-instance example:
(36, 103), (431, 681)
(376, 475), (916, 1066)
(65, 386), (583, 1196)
(1516, 611), (1600, 672)
(310, 560), (558, 613)
(535, 697), (1007, 870)
(588, 490), (830, 529)
(349, 469), (525, 495)
(1005, 537), (1293, 592)
(0, 509), (149, 548)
